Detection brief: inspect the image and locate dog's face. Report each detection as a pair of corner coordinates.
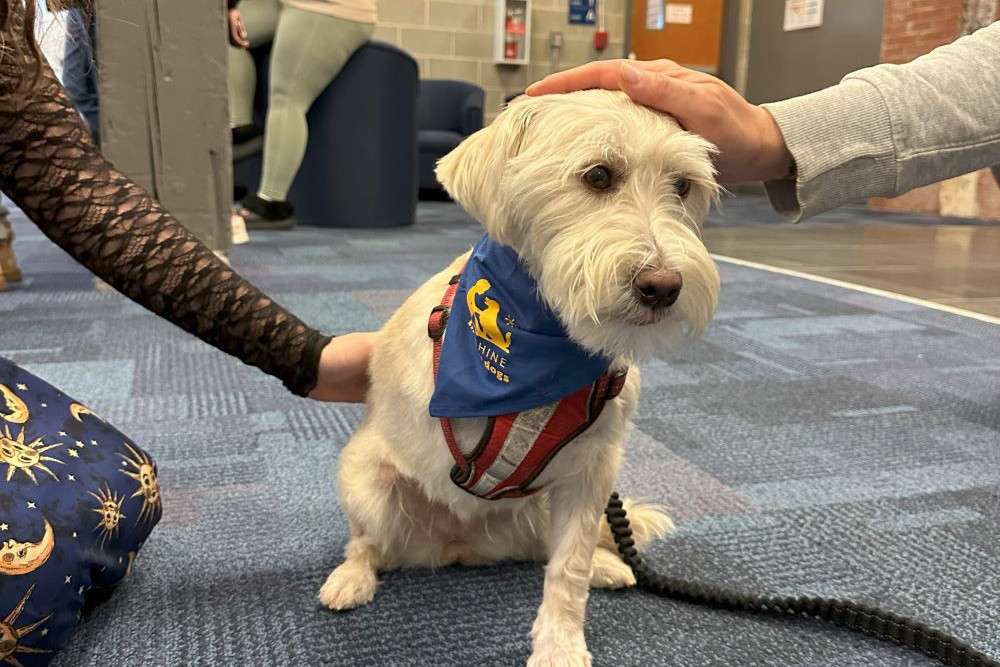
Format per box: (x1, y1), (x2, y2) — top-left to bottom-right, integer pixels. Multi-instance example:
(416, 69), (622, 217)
(436, 89), (720, 361)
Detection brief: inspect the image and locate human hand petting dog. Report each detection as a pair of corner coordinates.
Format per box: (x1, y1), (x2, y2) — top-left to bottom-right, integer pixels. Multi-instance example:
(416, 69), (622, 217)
(307, 332), (376, 403)
(524, 59), (793, 184)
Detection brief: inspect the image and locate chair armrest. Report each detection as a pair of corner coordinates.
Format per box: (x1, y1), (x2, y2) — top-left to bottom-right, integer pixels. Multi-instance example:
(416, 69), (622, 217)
(459, 87), (485, 136)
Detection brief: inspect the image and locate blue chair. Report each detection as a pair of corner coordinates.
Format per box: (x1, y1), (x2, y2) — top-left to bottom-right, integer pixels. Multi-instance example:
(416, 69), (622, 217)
(234, 41), (419, 228)
(417, 79), (485, 195)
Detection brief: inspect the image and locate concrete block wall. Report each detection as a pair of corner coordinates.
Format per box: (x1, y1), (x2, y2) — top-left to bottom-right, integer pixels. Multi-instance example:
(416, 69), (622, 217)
(97, 0), (232, 250)
(374, 0), (627, 121)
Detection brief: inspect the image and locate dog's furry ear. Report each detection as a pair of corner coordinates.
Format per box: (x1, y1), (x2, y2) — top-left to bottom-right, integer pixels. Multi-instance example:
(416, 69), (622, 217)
(435, 101), (539, 225)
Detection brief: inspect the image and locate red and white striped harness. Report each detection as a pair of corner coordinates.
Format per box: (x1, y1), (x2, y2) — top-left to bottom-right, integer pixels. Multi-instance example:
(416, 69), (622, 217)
(427, 266), (628, 500)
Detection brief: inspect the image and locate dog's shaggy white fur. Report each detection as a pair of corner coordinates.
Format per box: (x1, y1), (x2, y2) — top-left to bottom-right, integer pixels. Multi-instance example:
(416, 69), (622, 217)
(318, 90), (721, 666)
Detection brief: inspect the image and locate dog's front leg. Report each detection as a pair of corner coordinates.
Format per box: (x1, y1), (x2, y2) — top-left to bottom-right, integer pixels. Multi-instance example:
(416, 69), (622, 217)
(527, 466), (616, 667)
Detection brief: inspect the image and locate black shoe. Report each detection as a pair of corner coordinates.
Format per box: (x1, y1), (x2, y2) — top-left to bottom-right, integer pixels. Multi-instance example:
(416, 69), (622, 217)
(232, 124), (263, 145)
(240, 194), (295, 230)
(232, 124), (265, 161)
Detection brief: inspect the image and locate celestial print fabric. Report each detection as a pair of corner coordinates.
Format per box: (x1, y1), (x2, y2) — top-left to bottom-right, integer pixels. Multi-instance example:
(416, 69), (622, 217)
(0, 357), (160, 666)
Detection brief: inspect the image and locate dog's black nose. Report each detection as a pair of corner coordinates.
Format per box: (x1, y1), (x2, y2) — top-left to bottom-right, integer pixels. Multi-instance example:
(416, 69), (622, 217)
(633, 270), (683, 309)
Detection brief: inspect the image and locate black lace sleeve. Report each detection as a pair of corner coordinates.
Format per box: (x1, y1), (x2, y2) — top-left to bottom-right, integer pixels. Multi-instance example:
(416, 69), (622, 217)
(0, 34), (331, 397)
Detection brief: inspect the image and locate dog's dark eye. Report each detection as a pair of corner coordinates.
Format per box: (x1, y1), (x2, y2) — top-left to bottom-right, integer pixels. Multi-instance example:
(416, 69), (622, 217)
(583, 166), (613, 191)
(674, 177), (691, 199)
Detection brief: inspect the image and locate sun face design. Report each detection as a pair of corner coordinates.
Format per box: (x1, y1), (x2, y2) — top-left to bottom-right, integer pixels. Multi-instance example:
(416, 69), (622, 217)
(119, 443), (161, 525)
(89, 484), (126, 548)
(0, 584), (51, 666)
(0, 424), (64, 485)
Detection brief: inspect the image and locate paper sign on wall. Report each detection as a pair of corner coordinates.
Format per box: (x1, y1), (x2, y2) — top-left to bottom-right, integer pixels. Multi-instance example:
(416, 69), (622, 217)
(783, 0), (824, 31)
(645, 0), (663, 30)
(665, 3), (693, 24)
(569, 0), (597, 25)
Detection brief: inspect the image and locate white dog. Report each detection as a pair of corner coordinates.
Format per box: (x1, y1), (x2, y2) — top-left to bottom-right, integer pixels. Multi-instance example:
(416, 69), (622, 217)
(319, 89), (721, 666)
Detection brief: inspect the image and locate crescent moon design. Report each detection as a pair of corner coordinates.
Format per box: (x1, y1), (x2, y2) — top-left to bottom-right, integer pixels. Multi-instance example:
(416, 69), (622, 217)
(0, 519), (55, 576)
(0, 385), (29, 425)
(69, 402), (105, 423)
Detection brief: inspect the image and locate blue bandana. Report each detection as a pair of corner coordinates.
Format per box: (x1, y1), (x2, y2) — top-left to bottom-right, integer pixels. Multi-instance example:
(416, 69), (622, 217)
(429, 234), (612, 419)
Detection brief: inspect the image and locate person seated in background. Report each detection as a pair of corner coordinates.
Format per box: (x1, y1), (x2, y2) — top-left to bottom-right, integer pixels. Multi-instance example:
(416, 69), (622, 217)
(227, 0), (377, 230)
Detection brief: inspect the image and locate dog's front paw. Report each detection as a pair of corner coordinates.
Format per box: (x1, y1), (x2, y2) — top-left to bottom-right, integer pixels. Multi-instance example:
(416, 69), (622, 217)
(528, 629), (591, 667)
(526, 644), (592, 667)
(589, 547), (636, 589)
(317, 562), (378, 611)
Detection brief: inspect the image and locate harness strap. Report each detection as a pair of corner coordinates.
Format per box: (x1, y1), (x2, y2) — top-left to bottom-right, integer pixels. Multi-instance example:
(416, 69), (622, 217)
(428, 265), (627, 500)
(429, 271), (466, 469)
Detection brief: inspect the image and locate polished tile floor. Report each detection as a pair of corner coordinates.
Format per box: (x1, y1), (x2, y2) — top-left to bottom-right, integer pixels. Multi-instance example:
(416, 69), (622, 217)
(704, 197), (1000, 318)
(5, 194), (999, 317)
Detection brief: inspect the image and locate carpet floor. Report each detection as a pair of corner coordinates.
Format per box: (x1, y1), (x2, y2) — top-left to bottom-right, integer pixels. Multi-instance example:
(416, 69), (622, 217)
(2, 202), (996, 666)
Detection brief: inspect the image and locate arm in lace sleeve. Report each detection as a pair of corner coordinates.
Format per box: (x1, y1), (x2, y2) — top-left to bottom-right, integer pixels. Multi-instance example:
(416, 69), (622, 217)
(0, 52), (330, 397)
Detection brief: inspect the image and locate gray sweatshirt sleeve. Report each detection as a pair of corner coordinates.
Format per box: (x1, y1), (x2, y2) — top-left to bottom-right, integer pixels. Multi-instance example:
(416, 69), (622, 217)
(760, 22), (1000, 222)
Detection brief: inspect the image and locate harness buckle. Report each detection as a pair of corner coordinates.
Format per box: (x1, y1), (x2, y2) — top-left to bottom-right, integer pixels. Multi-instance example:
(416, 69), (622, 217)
(428, 305), (450, 340)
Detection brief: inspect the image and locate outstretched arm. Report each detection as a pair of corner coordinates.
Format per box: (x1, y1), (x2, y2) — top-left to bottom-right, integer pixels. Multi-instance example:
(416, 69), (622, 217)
(526, 23), (1000, 221)
(0, 27), (367, 399)
(760, 22), (1000, 221)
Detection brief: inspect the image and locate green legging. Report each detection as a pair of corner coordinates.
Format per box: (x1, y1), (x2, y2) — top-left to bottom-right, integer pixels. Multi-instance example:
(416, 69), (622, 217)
(228, 0), (373, 201)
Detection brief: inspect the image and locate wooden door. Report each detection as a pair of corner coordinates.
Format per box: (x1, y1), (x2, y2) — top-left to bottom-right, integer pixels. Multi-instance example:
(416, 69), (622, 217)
(629, 0), (724, 73)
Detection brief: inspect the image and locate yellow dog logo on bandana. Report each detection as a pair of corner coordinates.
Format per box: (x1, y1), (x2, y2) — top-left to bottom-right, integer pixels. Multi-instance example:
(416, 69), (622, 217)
(467, 279), (512, 353)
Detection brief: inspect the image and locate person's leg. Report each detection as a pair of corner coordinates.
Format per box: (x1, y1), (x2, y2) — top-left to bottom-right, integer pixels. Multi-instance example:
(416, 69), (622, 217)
(61, 8), (98, 137)
(0, 196), (19, 283)
(80, 13), (100, 141)
(227, 0), (281, 129)
(0, 200), (9, 289)
(255, 9), (374, 203)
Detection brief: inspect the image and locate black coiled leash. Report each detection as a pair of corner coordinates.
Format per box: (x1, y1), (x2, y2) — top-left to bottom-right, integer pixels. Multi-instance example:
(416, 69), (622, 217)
(604, 492), (998, 667)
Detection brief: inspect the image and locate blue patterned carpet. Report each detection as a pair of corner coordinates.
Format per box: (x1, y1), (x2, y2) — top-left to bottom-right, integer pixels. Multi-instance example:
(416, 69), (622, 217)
(2, 200), (997, 666)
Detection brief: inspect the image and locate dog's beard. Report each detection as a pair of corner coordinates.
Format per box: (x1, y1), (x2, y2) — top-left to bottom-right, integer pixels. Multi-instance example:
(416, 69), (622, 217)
(525, 215), (720, 363)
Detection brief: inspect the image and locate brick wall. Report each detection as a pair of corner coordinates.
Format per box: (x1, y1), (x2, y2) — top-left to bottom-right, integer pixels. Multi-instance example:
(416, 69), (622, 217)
(870, 0), (1000, 220)
(374, 0), (627, 121)
(880, 0), (962, 63)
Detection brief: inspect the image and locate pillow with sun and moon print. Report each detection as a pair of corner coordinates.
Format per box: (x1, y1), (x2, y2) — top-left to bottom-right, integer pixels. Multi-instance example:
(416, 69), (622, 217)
(0, 356), (162, 666)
